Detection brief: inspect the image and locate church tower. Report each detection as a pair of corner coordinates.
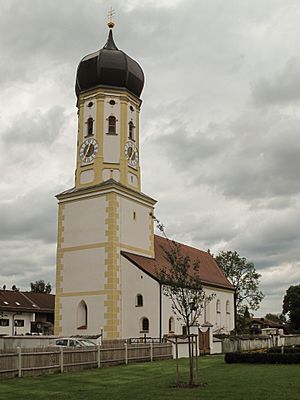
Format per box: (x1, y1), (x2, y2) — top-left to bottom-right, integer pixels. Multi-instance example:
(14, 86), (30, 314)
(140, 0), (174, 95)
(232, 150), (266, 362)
(54, 20), (156, 339)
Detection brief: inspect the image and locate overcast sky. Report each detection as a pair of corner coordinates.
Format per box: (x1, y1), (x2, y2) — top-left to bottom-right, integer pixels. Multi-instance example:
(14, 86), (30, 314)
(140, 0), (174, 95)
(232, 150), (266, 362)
(1, 0), (300, 317)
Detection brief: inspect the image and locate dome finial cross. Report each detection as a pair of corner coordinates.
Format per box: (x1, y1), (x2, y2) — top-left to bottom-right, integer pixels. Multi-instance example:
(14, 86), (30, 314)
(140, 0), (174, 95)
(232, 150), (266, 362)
(107, 7), (115, 29)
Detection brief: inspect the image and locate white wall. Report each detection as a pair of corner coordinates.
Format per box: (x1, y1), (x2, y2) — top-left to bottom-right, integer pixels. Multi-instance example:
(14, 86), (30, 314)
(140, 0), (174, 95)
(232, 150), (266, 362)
(119, 196), (152, 254)
(161, 286), (234, 336)
(60, 295), (106, 336)
(207, 288), (235, 333)
(62, 247), (106, 293)
(120, 257), (160, 338)
(63, 197), (107, 247)
(120, 257), (235, 340)
(0, 336), (56, 351)
(0, 312), (34, 336)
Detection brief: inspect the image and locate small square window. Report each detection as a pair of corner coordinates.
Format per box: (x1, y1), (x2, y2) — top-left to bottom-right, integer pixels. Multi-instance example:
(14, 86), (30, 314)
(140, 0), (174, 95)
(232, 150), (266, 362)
(14, 319), (24, 327)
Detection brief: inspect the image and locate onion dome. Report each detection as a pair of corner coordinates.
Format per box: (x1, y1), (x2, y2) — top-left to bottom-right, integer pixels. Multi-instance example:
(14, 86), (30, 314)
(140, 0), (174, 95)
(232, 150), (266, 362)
(75, 26), (144, 98)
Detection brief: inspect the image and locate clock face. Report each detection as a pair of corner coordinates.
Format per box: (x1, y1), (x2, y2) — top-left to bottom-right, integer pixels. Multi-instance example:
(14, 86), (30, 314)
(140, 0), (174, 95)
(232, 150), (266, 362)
(79, 138), (99, 163)
(125, 141), (139, 168)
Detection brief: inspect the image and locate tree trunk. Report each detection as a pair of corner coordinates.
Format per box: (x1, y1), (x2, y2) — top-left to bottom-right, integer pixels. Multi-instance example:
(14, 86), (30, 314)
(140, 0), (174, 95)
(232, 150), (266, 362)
(187, 325), (194, 386)
(175, 337), (179, 386)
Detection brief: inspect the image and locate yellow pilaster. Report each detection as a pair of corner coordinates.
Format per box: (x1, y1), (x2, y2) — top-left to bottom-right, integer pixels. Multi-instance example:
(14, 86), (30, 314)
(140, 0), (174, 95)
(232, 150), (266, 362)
(54, 203), (65, 336)
(119, 96), (128, 187)
(104, 193), (120, 339)
(94, 94), (105, 184)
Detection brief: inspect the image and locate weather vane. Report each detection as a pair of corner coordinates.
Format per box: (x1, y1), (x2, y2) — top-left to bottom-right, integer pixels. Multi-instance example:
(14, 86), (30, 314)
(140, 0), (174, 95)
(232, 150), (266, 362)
(107, 7), (115, 29)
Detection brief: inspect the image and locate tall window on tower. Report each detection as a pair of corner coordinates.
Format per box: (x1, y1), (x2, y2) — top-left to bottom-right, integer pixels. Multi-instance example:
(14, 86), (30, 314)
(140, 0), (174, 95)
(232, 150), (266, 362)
(128, 121), (135, 140)
(108, 115), (117, 134)
(77, 300), (88, 329)
(87, 117), (94, 136)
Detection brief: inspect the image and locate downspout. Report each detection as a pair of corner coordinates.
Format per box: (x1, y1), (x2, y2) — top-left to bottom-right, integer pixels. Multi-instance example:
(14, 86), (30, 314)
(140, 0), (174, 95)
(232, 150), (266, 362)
(12, 313), (17, 336)
(159, 283), (162, 341)
(234, 289), (237, 332)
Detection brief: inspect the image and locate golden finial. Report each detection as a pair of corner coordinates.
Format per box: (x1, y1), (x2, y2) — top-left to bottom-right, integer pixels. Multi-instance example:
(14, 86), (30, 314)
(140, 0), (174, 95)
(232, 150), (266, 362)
(107, 7), (115, 29)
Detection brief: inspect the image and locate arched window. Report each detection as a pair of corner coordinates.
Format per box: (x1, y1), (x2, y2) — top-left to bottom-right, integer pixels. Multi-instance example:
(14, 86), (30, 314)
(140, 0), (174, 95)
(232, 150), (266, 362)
(168, 317), (175, 333)
(87, 117), (94, 136)
(77, 300), (88, 329)
(226, 300), (230, 314)
(128, 121), (135, 140)
(141, 317), (149, 332)
(136, 294), (143, 307)
(108, 116), (117, 134)
(216, 299), (221, 314)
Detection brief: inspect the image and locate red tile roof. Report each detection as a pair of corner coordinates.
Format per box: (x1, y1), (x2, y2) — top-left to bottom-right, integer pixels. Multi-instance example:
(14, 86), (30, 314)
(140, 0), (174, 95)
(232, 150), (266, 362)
(251, 318), (284, 329)
(0, 290), (54, 313)
(122, 235), (235, 291)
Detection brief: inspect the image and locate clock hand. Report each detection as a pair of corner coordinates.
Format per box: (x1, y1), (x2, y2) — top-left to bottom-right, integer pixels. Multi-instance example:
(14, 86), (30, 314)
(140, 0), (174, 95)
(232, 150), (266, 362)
(129, 148), (136, 161)
(84, 143), (91, 158)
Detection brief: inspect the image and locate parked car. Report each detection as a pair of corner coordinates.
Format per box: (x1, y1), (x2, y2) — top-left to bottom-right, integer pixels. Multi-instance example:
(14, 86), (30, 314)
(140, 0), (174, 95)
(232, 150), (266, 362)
(54, 338), (97, 347)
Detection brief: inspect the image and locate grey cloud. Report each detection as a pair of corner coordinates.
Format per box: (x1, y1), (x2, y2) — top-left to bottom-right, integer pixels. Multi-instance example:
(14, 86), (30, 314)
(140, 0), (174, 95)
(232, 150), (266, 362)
(168, 214), (239, 249)
(0, 186), (60, 243)
(252, 58), (300, 105)
(0, 106), (66, 175)
(149, 108), (300, 202)
(1, 106), (65, 145)
(0, 240), (55, 290)
(228, 207), (300, 268)
(0, 0), (99, 88)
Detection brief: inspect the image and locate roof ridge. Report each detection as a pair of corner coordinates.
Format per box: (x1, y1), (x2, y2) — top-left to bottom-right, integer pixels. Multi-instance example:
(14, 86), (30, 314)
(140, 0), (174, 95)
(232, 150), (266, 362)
(19, 291), (41, 310)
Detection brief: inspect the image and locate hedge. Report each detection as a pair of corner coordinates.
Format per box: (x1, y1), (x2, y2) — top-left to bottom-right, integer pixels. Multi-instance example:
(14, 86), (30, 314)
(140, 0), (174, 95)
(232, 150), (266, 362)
(225, 352), (300, 364)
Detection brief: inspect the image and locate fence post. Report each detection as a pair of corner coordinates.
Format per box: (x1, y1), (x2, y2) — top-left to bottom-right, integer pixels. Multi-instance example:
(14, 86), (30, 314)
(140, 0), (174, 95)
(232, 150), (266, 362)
(150, 342), (153, 362)
(60, 347), (64, 373)
(124, 342), (128, 365)
(17, 346), (22, 378)
(97, 345), (101, 368)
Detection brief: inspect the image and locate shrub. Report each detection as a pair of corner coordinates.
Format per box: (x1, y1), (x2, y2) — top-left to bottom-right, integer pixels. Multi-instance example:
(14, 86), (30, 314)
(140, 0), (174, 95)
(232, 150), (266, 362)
(225, 352), (300, 364)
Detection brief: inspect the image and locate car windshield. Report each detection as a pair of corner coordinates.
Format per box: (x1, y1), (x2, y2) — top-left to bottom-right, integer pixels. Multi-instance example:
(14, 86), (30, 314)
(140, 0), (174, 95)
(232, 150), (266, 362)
(78, 339), (96, 347)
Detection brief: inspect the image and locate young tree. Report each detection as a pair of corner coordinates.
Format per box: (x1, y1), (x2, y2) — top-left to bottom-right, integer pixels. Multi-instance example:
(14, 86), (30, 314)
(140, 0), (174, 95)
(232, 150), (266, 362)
(30, 280), (52, 294)
(282, 285), (300, 330)
(215, 251), (264, 328)
(158, 239), (214, 386)
(236, 306), (252, 333)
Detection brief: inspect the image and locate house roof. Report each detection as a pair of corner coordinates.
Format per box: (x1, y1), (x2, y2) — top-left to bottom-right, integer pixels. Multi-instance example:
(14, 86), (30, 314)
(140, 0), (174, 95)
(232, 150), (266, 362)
(122, 235), (235, 291)
(0, 290), (55, 314)
(251, 317), (284, 328)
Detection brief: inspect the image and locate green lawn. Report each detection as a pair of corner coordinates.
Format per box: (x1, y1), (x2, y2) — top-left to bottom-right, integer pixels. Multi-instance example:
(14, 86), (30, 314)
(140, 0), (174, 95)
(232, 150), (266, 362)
(0, 355), (299, 400)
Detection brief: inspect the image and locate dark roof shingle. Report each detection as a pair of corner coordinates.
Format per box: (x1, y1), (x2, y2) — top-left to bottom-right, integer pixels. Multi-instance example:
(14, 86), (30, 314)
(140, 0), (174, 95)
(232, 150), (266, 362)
(0, 290), (54, 313)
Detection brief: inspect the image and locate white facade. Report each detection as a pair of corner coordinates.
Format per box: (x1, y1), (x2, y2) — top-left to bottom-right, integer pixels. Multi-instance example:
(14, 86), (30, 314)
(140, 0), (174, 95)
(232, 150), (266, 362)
(120, 257), (235, 339)
(0, 311), (35, 336)
(121, 257), (160, 338)
(55, 182), (156, 338)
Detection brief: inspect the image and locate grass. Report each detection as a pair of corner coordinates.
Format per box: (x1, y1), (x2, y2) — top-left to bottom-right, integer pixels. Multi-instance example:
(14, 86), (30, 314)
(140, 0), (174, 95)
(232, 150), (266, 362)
(0, 355), (299, 400)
